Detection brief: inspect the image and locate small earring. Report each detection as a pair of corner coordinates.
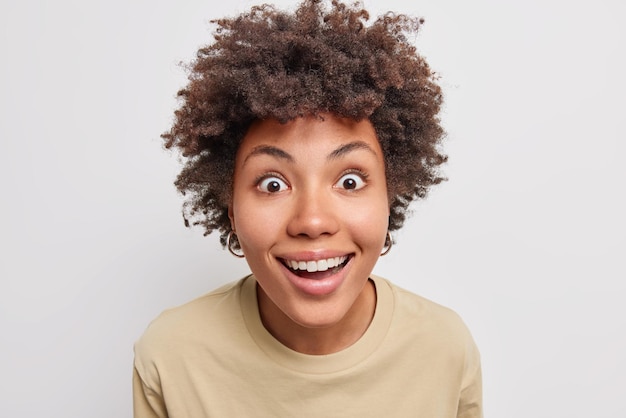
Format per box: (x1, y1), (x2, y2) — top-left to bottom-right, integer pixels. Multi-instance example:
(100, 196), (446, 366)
(380, 231), (393, 256)
(227, 231), (245, 258)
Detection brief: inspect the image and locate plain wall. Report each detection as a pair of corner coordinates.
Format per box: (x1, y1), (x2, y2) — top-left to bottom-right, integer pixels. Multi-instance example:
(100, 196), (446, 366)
(1, 0), (624, 416)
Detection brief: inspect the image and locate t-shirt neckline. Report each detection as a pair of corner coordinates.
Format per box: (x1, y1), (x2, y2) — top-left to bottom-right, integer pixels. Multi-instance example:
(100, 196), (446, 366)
(240, 274), (394, 374)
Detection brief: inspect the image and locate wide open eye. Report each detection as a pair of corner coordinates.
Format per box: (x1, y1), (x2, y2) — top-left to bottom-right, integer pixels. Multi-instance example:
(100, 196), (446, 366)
(334, 172), (366, 191)
(258, 176), (289, 193)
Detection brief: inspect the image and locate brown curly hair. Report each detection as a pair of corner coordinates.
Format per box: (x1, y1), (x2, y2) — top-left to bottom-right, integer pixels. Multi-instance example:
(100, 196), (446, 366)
(162, 0), (446, 247)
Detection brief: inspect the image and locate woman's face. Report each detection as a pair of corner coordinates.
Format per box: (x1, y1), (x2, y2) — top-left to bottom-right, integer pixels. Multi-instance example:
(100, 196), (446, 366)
(230, 114), (389, 330)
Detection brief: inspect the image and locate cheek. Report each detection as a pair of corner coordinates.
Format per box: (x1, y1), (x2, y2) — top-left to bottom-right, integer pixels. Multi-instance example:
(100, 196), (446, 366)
(233, 198), (284, 251)
(343, 198), (389, 248)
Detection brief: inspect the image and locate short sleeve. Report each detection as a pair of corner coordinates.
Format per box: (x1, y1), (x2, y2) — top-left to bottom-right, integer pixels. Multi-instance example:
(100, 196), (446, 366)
(133, 365), (168, 418)
(457, 333), (483, 418)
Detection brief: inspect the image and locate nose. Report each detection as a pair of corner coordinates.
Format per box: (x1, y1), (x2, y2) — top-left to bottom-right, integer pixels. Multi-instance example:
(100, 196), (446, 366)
(286, 187), (340, 239)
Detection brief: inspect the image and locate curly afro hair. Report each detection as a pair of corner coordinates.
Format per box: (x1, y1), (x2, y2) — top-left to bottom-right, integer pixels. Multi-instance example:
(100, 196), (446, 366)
(162, 0), (447, 247)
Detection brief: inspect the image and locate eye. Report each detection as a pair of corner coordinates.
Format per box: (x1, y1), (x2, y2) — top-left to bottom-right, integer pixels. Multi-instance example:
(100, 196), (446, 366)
(334, 172), (366, 191)
(258, 176), (289, 193)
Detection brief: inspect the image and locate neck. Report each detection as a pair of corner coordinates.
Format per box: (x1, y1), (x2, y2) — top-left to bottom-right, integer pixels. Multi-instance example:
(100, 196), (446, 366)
(257, 280), (376, 355)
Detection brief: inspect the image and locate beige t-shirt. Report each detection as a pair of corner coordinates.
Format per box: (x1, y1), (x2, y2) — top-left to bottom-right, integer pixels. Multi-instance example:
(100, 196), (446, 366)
(134, 275), (482, 417)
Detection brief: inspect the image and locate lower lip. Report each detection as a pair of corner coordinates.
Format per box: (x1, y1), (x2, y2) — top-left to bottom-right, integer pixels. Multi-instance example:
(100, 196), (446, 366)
(282, 258), (351, 297)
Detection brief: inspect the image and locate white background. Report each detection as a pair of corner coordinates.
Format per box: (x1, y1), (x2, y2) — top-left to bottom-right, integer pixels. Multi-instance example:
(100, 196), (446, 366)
(1, 0), (624, 416)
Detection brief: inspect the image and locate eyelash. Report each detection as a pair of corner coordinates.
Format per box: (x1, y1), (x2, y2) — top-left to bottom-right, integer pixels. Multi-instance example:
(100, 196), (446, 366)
(341, 168), (368, 179)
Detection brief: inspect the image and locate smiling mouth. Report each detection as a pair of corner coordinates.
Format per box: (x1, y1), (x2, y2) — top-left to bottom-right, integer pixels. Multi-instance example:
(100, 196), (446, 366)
(280, 255), (352, 277)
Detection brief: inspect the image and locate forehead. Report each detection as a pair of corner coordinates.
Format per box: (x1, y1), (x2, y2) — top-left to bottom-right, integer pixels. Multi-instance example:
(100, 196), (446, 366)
(237, 114), (383, 158)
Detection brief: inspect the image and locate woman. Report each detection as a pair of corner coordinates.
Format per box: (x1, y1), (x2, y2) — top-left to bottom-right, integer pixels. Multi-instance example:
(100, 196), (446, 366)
(134, 1), (482, 416)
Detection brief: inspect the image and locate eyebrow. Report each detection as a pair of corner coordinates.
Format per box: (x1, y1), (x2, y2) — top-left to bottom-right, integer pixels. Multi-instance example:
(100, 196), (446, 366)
(244, 145), (295, 165)
(326, 141), (377, 161)
(243, 140), (376, 165)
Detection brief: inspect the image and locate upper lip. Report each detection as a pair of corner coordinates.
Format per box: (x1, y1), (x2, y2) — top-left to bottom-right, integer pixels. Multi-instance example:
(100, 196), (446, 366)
(277, 250), (352, 263)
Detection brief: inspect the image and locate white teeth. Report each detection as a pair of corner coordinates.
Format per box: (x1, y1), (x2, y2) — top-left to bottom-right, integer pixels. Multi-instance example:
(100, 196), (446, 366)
(318, 259), (328, 271)
(285, 256), (347, 272)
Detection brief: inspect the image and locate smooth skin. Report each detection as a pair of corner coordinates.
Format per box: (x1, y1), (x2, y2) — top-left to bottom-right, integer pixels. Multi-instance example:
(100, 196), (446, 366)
(229, 114), (390, 355)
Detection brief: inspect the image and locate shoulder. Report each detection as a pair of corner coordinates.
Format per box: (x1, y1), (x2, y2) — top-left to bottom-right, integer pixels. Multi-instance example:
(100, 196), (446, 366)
(374, 277), (483, 413)
(374, 275), (478, 356)
(134, 277), (248, 372)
